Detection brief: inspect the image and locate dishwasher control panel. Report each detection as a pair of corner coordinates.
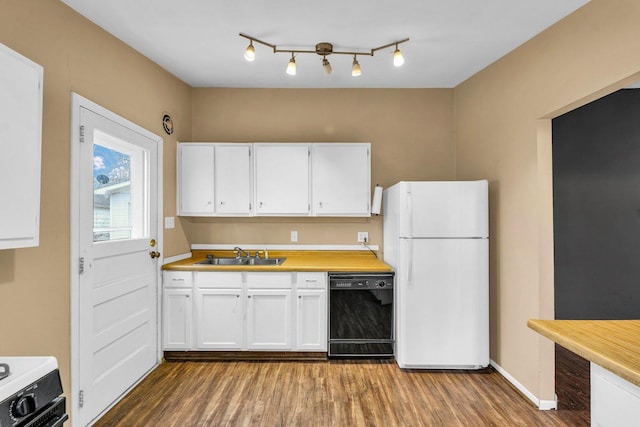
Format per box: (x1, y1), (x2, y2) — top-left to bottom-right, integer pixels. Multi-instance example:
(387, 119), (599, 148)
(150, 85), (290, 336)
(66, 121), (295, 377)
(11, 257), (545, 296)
(329, 273), (394, 290)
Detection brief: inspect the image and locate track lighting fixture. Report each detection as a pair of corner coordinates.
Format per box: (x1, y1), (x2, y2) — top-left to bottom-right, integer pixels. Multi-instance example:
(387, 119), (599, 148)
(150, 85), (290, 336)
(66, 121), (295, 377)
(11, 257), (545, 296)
(393, 44), (404, 67)
(286, 53), (296, 76)
(352, 55), (361, 77)
(244, 40), (255, 62)
(239, 33), (409, 77)
(322, 57), (332, 75)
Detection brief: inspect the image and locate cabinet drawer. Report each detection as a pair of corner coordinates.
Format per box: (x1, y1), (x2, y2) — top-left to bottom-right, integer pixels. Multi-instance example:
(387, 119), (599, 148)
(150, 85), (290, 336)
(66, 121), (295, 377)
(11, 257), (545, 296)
(163, 271), (193, 288)
(195, 271), (243, 288)
(246, 272), (293, 288)
(296, 272), (327, 289)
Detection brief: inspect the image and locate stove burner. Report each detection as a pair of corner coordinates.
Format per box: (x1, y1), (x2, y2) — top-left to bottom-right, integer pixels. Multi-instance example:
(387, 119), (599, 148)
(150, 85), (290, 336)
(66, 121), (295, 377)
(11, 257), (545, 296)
(0, 363), (9, 381)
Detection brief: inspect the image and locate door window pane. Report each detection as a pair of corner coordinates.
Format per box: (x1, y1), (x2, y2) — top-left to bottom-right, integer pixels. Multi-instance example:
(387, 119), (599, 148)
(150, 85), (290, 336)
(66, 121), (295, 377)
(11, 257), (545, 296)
(93, 130), (148, 242)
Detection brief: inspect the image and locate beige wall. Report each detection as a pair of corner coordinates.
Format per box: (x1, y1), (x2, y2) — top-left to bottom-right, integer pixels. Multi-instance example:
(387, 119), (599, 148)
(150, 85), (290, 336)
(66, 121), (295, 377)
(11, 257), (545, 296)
(0, 0), (192, 399)
(187, 88), (455, 248)
(454, 0), (640, 400)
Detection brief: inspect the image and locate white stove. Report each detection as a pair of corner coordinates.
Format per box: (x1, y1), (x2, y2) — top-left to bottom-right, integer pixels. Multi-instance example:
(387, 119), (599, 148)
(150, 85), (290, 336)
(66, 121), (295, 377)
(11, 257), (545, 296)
(0, 356), (67, 426)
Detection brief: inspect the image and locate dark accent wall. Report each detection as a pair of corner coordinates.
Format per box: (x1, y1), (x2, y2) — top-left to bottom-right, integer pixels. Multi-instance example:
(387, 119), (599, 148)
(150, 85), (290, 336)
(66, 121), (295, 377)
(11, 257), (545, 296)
(553, 89), (640, 319)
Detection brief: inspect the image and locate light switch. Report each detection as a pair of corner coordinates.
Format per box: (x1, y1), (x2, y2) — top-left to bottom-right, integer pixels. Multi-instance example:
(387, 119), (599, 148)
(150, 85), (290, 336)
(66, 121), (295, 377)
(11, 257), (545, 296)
(164, 217), (175, 229)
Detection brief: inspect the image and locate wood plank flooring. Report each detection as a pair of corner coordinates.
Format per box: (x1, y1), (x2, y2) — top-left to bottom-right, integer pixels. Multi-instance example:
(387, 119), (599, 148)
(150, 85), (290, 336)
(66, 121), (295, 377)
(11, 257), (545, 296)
(94, 360), (590, 427)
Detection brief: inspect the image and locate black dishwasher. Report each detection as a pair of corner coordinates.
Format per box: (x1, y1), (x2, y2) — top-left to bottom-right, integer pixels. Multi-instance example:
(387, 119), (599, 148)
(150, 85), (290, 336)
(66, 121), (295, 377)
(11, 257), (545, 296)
(328, 272), (395, 358)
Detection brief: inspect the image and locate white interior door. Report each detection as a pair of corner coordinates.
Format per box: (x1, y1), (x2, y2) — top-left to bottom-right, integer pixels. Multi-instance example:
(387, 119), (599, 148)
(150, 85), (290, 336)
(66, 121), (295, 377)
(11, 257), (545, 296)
(73, 98), (161, 426)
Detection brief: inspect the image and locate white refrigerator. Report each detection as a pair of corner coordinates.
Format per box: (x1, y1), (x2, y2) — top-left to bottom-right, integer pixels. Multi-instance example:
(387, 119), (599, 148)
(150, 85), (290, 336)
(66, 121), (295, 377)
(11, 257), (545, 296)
(383, 181), (489, 369)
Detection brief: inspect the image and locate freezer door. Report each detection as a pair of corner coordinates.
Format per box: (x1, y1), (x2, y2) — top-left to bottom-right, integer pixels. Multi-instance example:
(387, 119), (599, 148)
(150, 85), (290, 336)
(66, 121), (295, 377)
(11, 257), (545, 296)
(396, 238), (489, 369)
(400, 181), (488, 238)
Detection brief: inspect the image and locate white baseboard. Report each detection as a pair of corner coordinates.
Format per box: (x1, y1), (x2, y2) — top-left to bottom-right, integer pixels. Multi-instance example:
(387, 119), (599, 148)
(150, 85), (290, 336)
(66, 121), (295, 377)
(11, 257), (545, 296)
(490, 359), (558, 410)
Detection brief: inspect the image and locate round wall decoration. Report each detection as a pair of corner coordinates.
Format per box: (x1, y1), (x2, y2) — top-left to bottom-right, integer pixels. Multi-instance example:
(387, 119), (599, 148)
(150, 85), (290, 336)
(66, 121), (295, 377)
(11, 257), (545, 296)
(162, 113), (174, 135)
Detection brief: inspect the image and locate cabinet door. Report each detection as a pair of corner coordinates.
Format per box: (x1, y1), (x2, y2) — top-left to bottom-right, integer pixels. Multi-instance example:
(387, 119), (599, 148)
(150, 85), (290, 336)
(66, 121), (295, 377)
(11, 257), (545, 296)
(214, 144), (252, 215)
(591, 363), (640, 426)
(254, 144), (310, 215)
(0, 43), (43, 249)
(178, 144), (214, 215)
(312, 143), (370, 216)
(247, 289), (292, 349)
(195, 288), (244, 349)
(296, 289), (327, 351)
(163, 289), (192, 350)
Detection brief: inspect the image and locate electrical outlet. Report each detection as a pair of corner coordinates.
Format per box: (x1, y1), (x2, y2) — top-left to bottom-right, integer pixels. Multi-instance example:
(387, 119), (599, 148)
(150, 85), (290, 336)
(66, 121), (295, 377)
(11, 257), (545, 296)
(358, 232), (369, 243)
(291, 230), (298, 242)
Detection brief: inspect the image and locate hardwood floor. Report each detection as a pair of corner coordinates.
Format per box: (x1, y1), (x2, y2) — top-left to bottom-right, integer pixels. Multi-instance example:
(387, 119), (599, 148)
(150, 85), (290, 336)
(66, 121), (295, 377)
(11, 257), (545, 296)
(94, 360), (589, 427)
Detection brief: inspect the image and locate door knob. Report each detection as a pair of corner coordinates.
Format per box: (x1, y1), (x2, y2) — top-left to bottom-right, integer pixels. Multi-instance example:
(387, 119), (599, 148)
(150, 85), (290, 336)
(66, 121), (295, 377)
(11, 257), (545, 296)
(149, 251), (161, 259)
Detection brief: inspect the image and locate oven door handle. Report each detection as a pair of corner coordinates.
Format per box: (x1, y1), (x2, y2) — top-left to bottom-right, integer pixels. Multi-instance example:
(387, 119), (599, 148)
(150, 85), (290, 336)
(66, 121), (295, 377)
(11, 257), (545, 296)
(49, 413), (69, 427)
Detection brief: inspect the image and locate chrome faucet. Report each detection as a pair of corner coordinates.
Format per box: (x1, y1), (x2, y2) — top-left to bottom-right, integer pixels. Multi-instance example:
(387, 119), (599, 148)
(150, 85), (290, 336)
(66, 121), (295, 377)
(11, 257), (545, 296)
(233, 246), (250, 259)
(254, 249), (269, 259)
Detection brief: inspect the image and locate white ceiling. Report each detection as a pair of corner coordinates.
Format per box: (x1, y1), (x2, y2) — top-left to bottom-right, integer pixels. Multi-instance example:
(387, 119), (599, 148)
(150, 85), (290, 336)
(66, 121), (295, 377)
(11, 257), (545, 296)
(60, 0), (589, 89)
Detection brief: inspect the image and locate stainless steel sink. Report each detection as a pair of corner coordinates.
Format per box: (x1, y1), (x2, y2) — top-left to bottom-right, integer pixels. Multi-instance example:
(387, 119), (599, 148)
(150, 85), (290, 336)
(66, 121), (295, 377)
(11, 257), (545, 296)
(196, 256), (286, 266)
(196, 257), (247, 265)
(246, 257), (286, 266)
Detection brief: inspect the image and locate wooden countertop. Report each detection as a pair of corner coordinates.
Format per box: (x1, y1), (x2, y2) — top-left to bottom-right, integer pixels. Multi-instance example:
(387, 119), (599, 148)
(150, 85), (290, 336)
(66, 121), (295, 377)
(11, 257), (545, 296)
(163, 250), (393, 273)
(528, 319), (640, 387)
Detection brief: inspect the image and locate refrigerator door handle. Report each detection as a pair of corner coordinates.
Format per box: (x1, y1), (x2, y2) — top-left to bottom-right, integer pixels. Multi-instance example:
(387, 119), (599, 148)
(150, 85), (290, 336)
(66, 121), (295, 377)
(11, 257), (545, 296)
(406, 187), (413, 238)
(407, 239), (413, 285)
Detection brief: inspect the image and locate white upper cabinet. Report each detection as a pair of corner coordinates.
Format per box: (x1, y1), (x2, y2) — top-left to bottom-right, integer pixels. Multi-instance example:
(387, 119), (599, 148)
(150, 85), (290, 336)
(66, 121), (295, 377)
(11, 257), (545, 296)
(254, 143), (310, 215)
(177, 142), (371, 217)
(177, 143), (252, 216)
(312, 143), (371, 216)
(178, 144), (215, 215)
(0, 43), (43, 249)
(214, 144), (252, 215)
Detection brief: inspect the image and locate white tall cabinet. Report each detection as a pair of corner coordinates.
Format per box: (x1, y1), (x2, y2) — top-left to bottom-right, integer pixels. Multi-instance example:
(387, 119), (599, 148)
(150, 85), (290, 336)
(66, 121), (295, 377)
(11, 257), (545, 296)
(0, 43), (43, 249)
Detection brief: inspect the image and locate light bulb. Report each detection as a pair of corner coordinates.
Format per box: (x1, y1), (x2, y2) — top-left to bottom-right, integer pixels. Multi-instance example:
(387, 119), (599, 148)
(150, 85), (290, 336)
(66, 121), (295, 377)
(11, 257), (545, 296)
(393, 47), (404, 67)
(244, 42), (255, 62)
(322, 58), (332, 76)
(286, 56), (296, 75)
(352, 56), (361, 77)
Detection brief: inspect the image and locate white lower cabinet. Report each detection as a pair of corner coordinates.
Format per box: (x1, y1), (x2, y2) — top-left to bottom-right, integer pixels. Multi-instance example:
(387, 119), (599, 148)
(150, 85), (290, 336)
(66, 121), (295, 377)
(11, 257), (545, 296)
(163, 289), (192, 350)
(162, 271), (193, 350)
(163, 270), (327, 352)
(296, 289), (327, 351)
(195, 288), (244, 349)
(247, 289), (292, 349)
(591, 362), (640, 426)
(194, 271), (244, 349)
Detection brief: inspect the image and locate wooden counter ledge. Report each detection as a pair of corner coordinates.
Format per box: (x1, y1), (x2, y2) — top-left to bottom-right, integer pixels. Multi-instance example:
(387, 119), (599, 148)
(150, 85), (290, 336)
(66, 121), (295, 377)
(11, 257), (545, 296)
(527, 319), (640, 387)
(163, 250), (393, 273)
